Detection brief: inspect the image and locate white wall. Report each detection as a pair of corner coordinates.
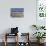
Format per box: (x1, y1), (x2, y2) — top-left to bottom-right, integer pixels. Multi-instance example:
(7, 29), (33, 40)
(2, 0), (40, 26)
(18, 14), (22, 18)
(0, 0), (36, 42)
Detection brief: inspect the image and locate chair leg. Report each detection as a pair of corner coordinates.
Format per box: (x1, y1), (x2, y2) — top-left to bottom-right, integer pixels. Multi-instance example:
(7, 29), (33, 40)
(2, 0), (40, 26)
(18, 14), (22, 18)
(4, 33), (7, 46)
(4, 41), (7, 46)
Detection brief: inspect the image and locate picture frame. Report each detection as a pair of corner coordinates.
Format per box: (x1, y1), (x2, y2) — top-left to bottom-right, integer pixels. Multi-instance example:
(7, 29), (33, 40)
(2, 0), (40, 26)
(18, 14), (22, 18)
(10, 8), (24, 18)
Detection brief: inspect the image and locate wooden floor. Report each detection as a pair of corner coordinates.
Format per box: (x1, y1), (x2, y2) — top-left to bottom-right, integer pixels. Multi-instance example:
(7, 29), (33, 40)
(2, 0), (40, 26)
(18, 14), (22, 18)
(0, 42), (46, 46)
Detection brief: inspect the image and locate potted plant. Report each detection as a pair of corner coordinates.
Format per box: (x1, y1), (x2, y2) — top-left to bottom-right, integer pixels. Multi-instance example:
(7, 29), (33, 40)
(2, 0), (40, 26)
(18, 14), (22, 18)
(32, 24), (45, 30)
(32, 25), (39, 30)
(40, 26), (45, 29)
(33, 32), (46, 43)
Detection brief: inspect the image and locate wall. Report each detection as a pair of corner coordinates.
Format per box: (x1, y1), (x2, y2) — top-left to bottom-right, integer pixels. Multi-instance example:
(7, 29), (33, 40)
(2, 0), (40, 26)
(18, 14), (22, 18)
(0, 0), (36, 42)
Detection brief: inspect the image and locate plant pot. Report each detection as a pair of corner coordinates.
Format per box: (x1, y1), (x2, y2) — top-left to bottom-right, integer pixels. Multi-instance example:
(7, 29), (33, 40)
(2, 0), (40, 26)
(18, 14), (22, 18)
(37, 39), (40, 43)
(40, 38), (45, 43)
(37, 39), (45, 44)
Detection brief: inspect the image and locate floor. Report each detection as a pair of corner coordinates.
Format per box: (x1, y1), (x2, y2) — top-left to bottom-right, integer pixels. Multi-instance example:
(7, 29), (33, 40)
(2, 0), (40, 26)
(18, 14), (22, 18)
(0, 42), (46, 46)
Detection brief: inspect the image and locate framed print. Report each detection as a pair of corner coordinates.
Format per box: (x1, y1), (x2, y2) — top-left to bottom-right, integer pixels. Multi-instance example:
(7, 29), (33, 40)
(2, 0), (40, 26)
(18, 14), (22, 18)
(10, 8), (24, 17)
(37, 0), (46, 18)
(36, 0), (46, 26)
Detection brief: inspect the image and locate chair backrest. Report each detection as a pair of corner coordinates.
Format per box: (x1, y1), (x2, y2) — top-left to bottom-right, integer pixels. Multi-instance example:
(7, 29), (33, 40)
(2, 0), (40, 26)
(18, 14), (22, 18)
(11, 27), (18, 34)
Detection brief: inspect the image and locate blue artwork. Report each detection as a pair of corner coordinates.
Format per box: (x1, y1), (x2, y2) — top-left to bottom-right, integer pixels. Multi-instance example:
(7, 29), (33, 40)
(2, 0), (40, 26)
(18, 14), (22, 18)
(11, 8), (24, 17)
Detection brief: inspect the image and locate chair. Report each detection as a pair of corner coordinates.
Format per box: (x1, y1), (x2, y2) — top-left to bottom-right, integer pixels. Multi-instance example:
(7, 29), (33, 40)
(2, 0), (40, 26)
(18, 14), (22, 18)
(18, 33), (30, 46)
(4, 33), (18, 46)
(4, 27), (19, 46)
